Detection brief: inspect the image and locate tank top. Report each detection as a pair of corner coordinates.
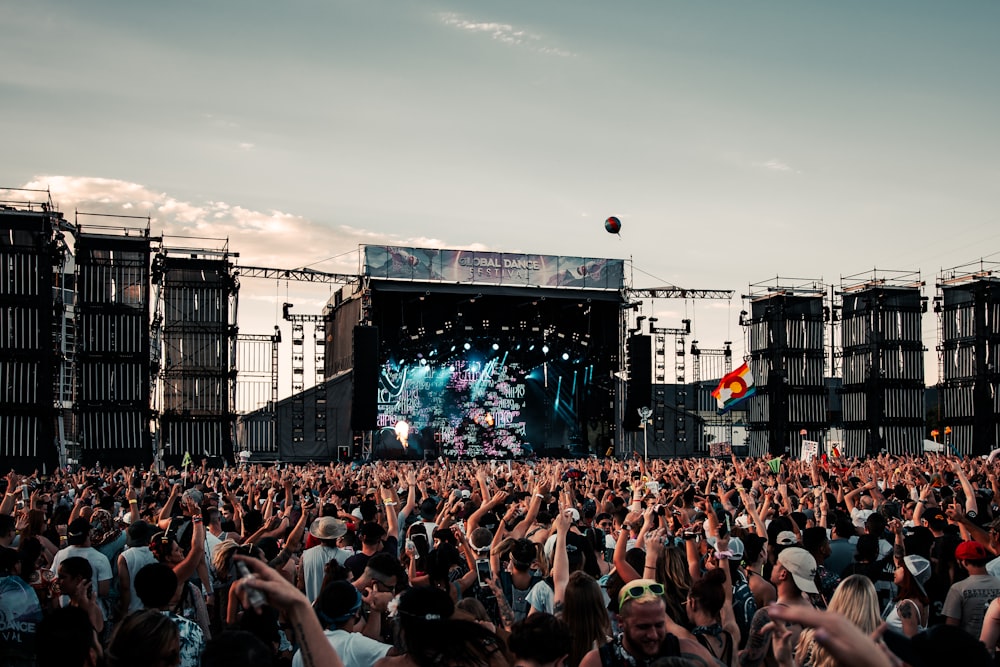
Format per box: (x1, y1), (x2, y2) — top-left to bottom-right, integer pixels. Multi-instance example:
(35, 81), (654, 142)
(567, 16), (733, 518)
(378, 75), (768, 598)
(122, 546), (159, 613)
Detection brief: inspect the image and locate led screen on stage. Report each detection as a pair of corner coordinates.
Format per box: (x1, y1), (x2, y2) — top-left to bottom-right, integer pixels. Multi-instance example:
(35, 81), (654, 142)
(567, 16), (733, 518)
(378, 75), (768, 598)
(375, 350), (595, 458)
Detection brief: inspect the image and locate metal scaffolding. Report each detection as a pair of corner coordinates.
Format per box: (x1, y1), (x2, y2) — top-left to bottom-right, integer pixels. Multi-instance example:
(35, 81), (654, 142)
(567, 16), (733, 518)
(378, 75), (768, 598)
(0, 193), (63, 470)
(936, 260), (1000, 456)
(74, 217), (157, 466)
(153, 248), (238, 461)
(743, 279), (829, 457)
(692, 340), (734, 453)
(235, 329), (280, 455)
(839, 270), (926, 457)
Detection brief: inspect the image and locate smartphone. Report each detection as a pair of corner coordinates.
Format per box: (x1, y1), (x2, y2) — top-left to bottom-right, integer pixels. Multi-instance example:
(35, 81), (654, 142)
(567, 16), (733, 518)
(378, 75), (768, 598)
(476, 558), (492, 587)
(22, 486), (30, 502)
(405, 539), (416, 552)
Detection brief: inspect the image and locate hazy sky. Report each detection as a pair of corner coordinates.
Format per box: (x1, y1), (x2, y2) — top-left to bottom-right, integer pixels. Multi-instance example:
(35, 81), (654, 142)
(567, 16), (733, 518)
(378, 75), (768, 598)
(3, 0), (999, 393)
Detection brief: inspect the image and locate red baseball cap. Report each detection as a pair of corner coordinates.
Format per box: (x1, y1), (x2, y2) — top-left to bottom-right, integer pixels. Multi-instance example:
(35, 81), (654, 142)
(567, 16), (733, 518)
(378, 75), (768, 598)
(955, 540), (989, 561)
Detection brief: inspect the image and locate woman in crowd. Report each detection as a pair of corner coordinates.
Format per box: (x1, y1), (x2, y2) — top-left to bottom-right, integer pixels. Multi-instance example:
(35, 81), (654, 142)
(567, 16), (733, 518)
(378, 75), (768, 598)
(551, 509), (611, 666)
(148, 504), (210, 638)
(686, 567), (740, 667)
(20, 509), (58, 565)
(106, 609), (181, 667)
(613, 520), (691, 627)
(794, 574), (881, 667)
(377, 586), (507, 667)
(562, 571), (612, 667)
(884, 554), (931, 636)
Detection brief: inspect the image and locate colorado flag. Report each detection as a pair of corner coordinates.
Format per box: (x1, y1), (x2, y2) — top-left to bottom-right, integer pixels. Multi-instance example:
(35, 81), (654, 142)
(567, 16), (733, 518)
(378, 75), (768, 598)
(711, 362), (756, 413)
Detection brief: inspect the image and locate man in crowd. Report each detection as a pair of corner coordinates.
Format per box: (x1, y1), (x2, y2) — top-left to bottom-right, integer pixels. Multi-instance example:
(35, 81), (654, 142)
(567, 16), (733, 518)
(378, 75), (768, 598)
(580, 579), (716, 667)
(299, 579), (396, 667)
(300, 516), (349, 602)
(51, 517), (113, 614)
(740, 547), (819, 667)
(943, 540), (1000, 638)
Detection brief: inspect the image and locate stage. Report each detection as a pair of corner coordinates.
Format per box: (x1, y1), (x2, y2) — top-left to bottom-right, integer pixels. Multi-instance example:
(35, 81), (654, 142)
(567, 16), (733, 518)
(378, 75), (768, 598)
(324, 247), (627, 460)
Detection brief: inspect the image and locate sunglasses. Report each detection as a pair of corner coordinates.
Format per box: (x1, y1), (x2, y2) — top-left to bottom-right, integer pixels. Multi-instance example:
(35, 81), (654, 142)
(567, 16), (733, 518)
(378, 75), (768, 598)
(619, 581), (665, 605)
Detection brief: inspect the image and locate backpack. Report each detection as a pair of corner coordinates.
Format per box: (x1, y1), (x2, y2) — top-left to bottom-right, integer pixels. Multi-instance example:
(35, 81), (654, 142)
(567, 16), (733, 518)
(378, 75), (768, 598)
(732, 572), (757, 648)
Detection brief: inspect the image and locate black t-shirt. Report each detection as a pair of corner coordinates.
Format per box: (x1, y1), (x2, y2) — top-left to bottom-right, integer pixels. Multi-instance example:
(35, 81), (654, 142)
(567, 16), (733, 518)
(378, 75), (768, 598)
(344, 536), (399, 578)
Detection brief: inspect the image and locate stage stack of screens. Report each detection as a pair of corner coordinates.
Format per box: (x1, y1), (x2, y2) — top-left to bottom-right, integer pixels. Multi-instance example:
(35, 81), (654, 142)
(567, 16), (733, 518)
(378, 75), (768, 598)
(937, 266), (1000, 456)
(839, 275), (925, 457)
(745, 284), (828, 457)
(75, 230), (153, 467)
(350, 246), (625, 459)
(157, 254), (238, 464)
(0, 206), (62, 472)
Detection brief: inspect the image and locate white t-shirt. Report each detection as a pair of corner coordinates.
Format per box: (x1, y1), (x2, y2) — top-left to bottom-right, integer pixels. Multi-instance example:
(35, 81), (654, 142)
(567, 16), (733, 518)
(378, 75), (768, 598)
(52, 545), (113, 617)
(52, 545), (113, 595)
(292, 628), (390, 667)
(986, 555), (1000, 579)
(301, 544), (351, 602)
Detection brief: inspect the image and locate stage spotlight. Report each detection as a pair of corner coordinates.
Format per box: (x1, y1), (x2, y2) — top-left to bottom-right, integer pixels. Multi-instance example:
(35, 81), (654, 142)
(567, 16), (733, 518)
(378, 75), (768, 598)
(528, 344), (535, 351)
(450, 345), (457, 352)
(419, 358), (427, 366)
(492, 342), (500, 351)
(542, 345), (550, 354)
(394, 420), (410, 449)
(464, 342), (471, 350)
(561, 352), (570, 361)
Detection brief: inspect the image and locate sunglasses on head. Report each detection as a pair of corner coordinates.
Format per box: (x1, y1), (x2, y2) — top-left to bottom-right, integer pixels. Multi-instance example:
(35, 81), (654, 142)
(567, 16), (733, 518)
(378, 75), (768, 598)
(620, 581), (665, 605)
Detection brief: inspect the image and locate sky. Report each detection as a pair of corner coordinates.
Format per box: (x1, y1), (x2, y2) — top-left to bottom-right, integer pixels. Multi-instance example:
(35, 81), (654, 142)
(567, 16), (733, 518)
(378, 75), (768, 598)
(2, 0), (999, 395)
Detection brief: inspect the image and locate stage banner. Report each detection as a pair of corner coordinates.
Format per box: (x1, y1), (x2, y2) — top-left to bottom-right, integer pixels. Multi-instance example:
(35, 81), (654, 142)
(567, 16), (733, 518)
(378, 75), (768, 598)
(363, 246), (625, 291)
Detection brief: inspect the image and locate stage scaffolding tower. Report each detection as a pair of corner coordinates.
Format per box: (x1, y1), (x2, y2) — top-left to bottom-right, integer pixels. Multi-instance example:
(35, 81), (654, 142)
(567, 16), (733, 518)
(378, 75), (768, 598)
(153, 246), (239, 463)
(235, 329), (280, 456)
(0, 191), (65, 472)
(692, 340), (734, 454)
(282, 303), (328, 454)
(648, 318), (691, 454)
(838, 271), (926, 457)
(74, 215), (156, 467)
(743, 279), (828, 458)
(936, 260), (1000, 456)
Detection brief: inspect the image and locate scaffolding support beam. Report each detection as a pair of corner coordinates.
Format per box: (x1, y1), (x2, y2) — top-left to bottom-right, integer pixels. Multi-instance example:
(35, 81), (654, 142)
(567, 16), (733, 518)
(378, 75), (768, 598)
(628, 287), (733, 300)
(237, 266), (358, 284)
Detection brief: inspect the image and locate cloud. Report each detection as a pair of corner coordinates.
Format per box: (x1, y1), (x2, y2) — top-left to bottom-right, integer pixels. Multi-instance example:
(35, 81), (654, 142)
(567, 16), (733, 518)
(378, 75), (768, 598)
(755, 159), (798, 173)
(439, 12), (574, 57)
(238, 142), (255, 150)
(9, 176), (487, 275)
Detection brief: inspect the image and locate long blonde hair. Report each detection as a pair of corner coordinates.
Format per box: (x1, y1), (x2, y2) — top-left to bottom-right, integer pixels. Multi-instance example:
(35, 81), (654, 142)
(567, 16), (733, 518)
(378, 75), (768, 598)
(211, 539), (239, 580)
(795, 575), (880, 667)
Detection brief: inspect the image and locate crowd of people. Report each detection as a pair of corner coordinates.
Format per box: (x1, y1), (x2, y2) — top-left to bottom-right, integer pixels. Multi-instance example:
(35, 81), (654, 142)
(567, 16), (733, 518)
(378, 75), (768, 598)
(3, 451), (1000, 667)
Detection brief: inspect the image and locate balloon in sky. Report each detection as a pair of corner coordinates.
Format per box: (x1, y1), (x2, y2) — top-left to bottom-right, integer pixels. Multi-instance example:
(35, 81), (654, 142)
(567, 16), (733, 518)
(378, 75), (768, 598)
(605, 216), (621, 235)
